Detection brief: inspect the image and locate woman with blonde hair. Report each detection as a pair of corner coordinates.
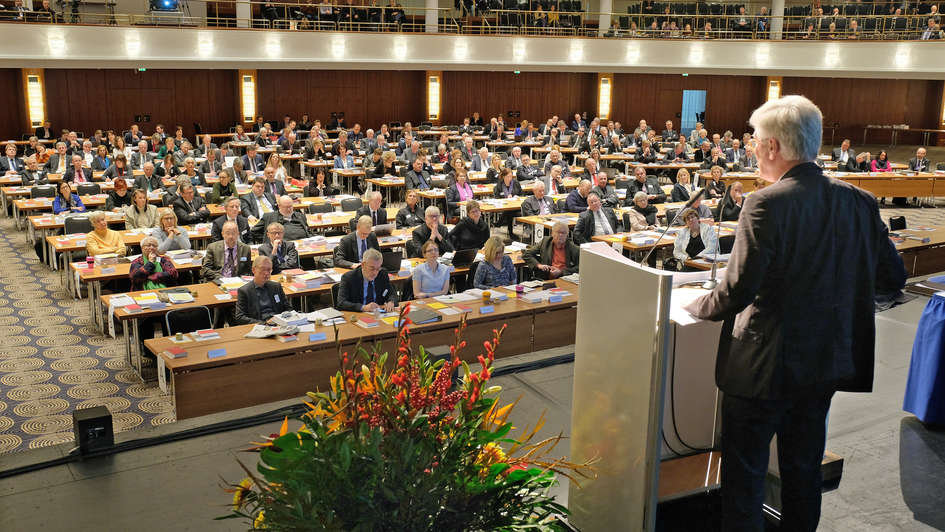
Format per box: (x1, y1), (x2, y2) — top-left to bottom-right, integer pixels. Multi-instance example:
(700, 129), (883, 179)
(152, 208), (191, 253)
(474, 236), (517, 289)
(267, 152), (287, 182)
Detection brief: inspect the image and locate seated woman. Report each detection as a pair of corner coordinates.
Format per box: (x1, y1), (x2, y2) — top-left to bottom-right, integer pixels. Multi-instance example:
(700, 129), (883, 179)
(53, 181), (86, 214)
(267, 152), (288, 183)
(86, 210), (126, 257)
(208, 168), (238, 204)
(103, 154), (131, 181)
(412, 240), (452, 299)
(152, 208), (191, 254)
(157, 136), (177, 159)
(157, 153), (182, 180)
(717, 181), (744, 222)
(485, 154), (504, 184)
(105, 177), (132, 210)
(449, 200), (490, 250)
(446, 170), (474, 218)
(372, 151), (398, 179)
(474, 236), (517, 289)
(637, 140), (658, 164)
(432, 143), (450, 164)
(444, 156), (466, 187)
(671, 168), (694, 202)
(626, 191), (657, 231)
(705, 165), (726, 199)
(257, 222), (299, 273)
(362, 148), (383, 171)
(91, 144), (112, 172)
(181, 157), (205, 186)
(129, 235), (179, 346)
(871, 150), (892, 172)
(304, 167), (338, 197)
(670, 208), (718, 271)
(124, 189), (160, 229)
(232, 124), (251, 142)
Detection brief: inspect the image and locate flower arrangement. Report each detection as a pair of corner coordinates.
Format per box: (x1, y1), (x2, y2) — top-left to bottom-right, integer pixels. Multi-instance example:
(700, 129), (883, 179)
(220, 303), (593, 531)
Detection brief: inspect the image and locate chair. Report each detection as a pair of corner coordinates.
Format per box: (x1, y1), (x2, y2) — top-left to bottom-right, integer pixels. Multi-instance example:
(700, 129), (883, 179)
(64, 216), (93, 235)
(937, 163), (945, 171)
(400, 276), (414, 301)
(330, 283), (341, 309)
(76, 183), (101, 196)
(389, 121), (402, 128)
(340, 197), (363, 211)
(889, 216), (907, 231)
(665, 208), (679, 224)
(308, 203), (334, 214)
(165, 306), (213, 336)
(30, 185), (57, 199)
(348, 217), (358, 232)
(556, 198), (568, 212)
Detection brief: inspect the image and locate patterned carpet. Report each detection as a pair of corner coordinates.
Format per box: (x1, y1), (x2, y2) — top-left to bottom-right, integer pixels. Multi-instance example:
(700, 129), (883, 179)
(0, 215), (172, 454)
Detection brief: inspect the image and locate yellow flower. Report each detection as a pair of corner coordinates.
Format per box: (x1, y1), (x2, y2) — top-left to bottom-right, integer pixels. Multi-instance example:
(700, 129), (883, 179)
(253, 510), (266, 529)
(475, 443), (507, 468)
(231, 477), (252, 510)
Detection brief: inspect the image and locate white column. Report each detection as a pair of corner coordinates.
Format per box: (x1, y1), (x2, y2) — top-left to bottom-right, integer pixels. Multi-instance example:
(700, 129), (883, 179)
(425, 0), (438, 33)
(236, 0), (251, 28)
(598, 0), (612, 36)
(770, 0), (785, 39)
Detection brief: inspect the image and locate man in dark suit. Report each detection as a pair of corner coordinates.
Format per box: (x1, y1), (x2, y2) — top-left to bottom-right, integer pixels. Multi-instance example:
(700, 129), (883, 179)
(0, 143), (23, 175)
(63, 155), (93, 183)
(241, 145), (266, 174)
(334, 215), (381, 269)
(335, 248), (398, 312)
(700, 147), (729, 171)
(124, 125), (143, 145)
(19, 157), (48, 186)
(831, 139), (855, 167)
(684, 96), (906, 531)
(523, 221), (580, 280)
(241, 179), (278, 221)
(724, 139), (747, 166)
(233, 256), (290, 325)
(693, 140), (713, 163)
(211, 197), (252, 243)
(573, 193), (618, 244)
(130, 141), (153, 170)
(252, 195), (310, 243)
(133, 162), (163, 192)
(199, 149), (223, 178)
(45, 143), (70, 174)
(627, 167), (666, 204)
(355, 191), (388, 227)
(172, 183), (210, 225)
(516, 154), (543, 182)
(661, 120), (679, 143)
(909, 147), (931, 172)
(396, 190), (425, 228)
(521, 181), (557, 216)
(261, 167), (286, 198)
(257, 222), (300, 274)
(411, 205), (453, 257)
(590, 171), (619, 208)
(201, 220), (253, 280)
(405, 158), (432, 190)
(35, 121), (53, 140)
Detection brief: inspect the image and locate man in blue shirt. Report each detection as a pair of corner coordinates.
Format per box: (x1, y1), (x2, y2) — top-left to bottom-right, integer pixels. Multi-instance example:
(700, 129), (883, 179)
(335, 248), (398, 312)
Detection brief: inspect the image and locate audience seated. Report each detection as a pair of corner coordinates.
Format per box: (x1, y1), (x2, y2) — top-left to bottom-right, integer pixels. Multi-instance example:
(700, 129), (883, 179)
(336, 248), (398, 312)
(412, 240), (452, 299)
(523, 221), (580, 280)
(448, 200), (490, 250)
(474, 236), (517, 289)
(521, 180), (557, 216)
(201, 221), (252, 283)
(574, 192), (618, 244)
(86, 211), (126, 257)
(411, 205), (453, 257)
(154, 208), (192, 253)
(334, 215), (381, 269)
(626, 167), (666, 204)
(241, 179), (278, 220)
(670, 207), (719, 271)
(257, 222), (299, 274)
(172, 183), (211, 225)
(212, 197), (252, 243)
(566, 179), (592, 212)
(626, 191), (658, 231)
(53, 181), (85, 214)
(253, 195), (310, 243)
(234, 255), (290, 325)
(355, 191), (388, 226)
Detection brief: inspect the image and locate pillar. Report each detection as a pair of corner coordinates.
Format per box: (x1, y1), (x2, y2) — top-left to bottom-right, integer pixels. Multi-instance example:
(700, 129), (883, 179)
(236, 0), (251, 28)
(599, 0), (612, 36)
(425, 0), (437, 33)
(770, 0), (784, 39)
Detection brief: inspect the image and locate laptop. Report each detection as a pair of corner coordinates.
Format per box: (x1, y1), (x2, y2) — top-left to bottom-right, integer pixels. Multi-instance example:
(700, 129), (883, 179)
(381, 251), (403, 273)
(373, 223), (394, 237)
(449, 248), (478, 268)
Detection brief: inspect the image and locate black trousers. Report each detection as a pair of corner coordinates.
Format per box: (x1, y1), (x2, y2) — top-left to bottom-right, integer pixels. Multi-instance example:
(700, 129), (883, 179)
(720, 390), (834, 532)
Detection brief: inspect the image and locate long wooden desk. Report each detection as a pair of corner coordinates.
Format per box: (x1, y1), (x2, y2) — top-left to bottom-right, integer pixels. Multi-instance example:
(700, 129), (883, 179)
(145, 278), (578, 419)
(893, 226), (945, 278)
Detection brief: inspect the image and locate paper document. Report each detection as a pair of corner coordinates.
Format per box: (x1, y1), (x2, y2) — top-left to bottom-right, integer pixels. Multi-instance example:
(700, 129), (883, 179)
(669, 287), (710, 326)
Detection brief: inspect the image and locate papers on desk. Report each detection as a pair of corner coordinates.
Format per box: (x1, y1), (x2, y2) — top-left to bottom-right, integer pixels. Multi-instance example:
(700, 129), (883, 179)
(244, 324), (300, 338)
(697, 252), (730, 263)
(507, 242), (527, 252)
(167, 292), (194, 304)
(669, 287), (709, 326)
(109, 294), (136, 307)
(433, 292), (479, 304)
(561, 273), (580, 285)
(306, 307), (345, 325)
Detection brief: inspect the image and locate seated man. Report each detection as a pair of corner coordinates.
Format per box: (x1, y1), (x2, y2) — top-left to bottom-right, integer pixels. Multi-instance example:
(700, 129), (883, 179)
(590, 171), (619, 208)
(405, 157), (432, 190)
(565, 179), (592, 213)
(517, 154), (544, 182)
(521, 180), (557, 216)
(910, 147), (931, 173)
(252, 195), (310, 243)
(574, 192), (618, 244)
(64, 154), (93, 183)
(258, 222), (299, 273)
(411, 205), (453, 257)
(626, 167), (666, 204)
(233, 255), (290, 325)
(0, 142), (23, 175)
(86, 211), (126, 257)
(396, 189), (425, 228)
(335, 248), (399, 312)
(523, 221), (580, 280)
(211, 196), (252, 243)
(355, 191), (388, 226)
(201, 221), (253, 282)
(20, 156), (48, 186)
(700, 147), (729, 171)
(543, 150), (571, 177)
(334, 215), (380, 269)
(172, 183), (211, 225)
(241, 179), (278, 222)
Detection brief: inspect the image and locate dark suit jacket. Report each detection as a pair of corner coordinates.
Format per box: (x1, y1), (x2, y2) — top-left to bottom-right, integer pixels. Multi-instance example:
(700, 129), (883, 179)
(133, 174), (163, 192)
(199, 160), (223, 176)
(591, 185), (620, 208)
(241, 153), (266, 173)
(0, 156), (24, 174)
(211, 214), (252, 243)
(172, 195), (210, 225)
(909, 157), (931, 172)
(258, 241), (299, 273)
(832, 148), (856, 162)
(21, 169), (49, 186)
(336, 267), (398, 312)
(411, 223), (453, 257)
(574, 207), (619, 244)
(701, 156), (729, 171)
(627, 177), (666, 204)
(521, 195), (557, 217)
(355, 205), (388, 226)
(45, 153), (69, 174)
(262, 179), (286, 198)
(685, 162), (906, 399)
(405, 169), (432, 190)
(494, 179), (523, 198)
(396, 204), (424, 228)
(523, 236), (580, 275)
(253, 210), (310, 243)
(200, 240), (252, 281)
(516, 164), (543, 182)
(448, 216), (490, 250)
(240, 192), (278, 219)
(333, 232), (380, 269)
(63, 167), (93, 183)
(233, 280), (289, 325)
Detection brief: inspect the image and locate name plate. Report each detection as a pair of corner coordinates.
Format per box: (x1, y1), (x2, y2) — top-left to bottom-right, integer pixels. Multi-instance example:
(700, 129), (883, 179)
(100, 267), (116, 274)
(548, 295), (563, 303)
(207, 348), (227, 359)
(309, 333), (327, 342)
(479, 305), (494, 314)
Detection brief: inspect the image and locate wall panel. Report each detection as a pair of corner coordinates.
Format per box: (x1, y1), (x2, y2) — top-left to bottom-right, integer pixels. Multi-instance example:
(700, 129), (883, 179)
(43, 69), (238, 140)
(0, 68), (25, 141)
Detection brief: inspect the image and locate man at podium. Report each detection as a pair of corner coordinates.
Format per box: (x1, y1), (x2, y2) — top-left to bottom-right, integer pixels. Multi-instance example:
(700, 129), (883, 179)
(684, 95), (906, 532)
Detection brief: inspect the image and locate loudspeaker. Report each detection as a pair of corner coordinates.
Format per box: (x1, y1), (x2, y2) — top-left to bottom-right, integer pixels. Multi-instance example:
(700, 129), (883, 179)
(72, 406), (114, 453)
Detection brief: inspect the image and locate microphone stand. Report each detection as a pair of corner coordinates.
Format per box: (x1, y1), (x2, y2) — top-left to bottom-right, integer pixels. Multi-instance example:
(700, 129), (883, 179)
(702, 219), (723, 290)
(640, 188), (706, 267)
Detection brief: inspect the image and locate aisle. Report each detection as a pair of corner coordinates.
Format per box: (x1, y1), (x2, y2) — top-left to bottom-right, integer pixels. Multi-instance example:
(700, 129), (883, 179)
(0, 216), (171, 454)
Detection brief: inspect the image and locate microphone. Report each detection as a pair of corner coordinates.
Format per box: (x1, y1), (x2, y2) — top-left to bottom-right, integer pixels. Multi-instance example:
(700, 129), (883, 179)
(639, 188), (705, 267)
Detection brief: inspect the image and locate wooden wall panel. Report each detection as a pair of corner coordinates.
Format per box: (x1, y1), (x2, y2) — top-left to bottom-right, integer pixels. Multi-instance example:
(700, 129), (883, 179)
(256, 71), (426, 132)
(441, 71), (596, 127)
(611, 74), (766, 139)
(0, 69), (26, 141)
(782, 77), (944, 145)
(43, 69), (238, 140)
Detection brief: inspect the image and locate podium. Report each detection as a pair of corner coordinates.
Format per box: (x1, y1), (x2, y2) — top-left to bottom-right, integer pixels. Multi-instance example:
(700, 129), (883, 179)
(568, 243), (723, 531)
